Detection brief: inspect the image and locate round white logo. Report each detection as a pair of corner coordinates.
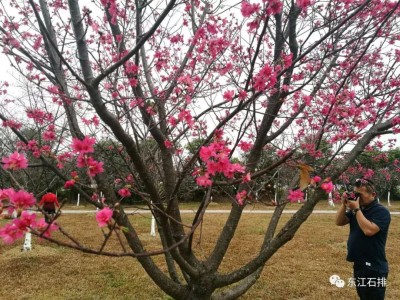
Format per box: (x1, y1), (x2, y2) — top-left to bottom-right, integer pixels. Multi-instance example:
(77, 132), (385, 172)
(329, 274), (345, 288)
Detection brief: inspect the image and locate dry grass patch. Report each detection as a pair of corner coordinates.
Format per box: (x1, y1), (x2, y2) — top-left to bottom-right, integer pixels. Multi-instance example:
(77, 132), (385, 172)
(0, 211), (399, 299)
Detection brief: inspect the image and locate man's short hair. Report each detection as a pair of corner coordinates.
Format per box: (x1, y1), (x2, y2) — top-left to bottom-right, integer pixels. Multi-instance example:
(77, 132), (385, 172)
(355, 178), (376, 194)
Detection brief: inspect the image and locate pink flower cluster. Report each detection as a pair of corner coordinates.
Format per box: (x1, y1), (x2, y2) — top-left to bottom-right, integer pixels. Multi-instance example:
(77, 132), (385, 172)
(0, 188), (36, 215)
(253, 64), (277, 92)
(2, 152), (28, 170)
(288, 189), (305, 202)
(118, 188), (131, 198)
(72, 136), (96, 154)
(241, 1), (260, 17)
(9, 190), (36, 212)
(321, 181), (334, 193)
(2, 119), (22, 130)
(287, 178), (334, 203)
(178, 109), (194, 128)
(64, 179), (75, 189)
(42, 124), (56, 141)
(238, 141), (253, 152)
(71, 136), (104, 177)
(223, 90), (235, 101)
(194, 136), (245, 187)
(266, 0), (283, 16)
(236, 190), (249, 206)
(96, 207), (113, 227)
(26, 108), (53, 125)
(77, 156), (104, 177)
(82, 116), (100, 127)
(296, 0), (312, 10)
(0, 211), (58, 245)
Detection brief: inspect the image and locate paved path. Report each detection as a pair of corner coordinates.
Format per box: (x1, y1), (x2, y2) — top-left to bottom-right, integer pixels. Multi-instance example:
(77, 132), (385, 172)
(61, 209), (400, 215)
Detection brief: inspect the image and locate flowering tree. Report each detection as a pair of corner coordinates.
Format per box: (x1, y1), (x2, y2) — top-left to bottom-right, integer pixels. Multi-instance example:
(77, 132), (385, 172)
(1, 0), (400, 298)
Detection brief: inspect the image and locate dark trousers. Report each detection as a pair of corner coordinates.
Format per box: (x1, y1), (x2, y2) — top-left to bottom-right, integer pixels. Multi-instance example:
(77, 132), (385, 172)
(353, 264), (388, 300)
(43, 206), (56, 224)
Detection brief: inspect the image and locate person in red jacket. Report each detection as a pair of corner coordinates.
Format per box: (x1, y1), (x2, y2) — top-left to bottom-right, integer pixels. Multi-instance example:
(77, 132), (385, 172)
(39, 191), (60, 223)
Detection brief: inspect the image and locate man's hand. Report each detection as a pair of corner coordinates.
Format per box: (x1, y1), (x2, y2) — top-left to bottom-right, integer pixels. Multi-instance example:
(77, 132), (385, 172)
(336, 193), (351, 226)
(346, 197), (360, 210)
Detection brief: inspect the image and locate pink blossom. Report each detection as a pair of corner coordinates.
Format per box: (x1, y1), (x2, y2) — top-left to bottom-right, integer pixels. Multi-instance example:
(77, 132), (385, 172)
(7, 35), (21, 49)
(219, 62), (233, 75)
(253, 65), (276, 92)
(0, 223), (24, 244)
(16, 211), (37, 230)
(208, 38), (229, 58)
(241, 1), (260, 17)
(43, 130), (56, 141)
(223, 163), (245, 178)
(164, 140), (174, 149)
(247, 20), (259, 32)
(26, 108), (53, 124)
(0, 188), (15, 201)
(196, 175), (213, 187)
(206, 161), (219, 176)
(92, 116), (100, 127)
(146, 106), (157, 115)
(287, 189), (304, 202)
(10, 190), (36, 210)
(207, 23), (218, 35)
(96, 207), (113, 227)
(282, 52), (293, 69)
(178, 109), (194, 128)
(64, 179), (75, 189)
(76, 155), (104, 176)
(177, 75), (193, 87)
(87, 158), (104, 177)
(168, 116), (178, 126)
(214, 129), (224, 140)
(238, 141), (253, 151)
(223, 90), (235, 101)
(2, 120), (22, 129)
(27, 140), (38, 151)
(321, 181), (334, 193)
(71, 136), (96, 154)
(236, 190), (248, 206)
(125, 174), (134, 183)
(238, 90), (248, 101)
(267, 0), (283, 15)
(199, 146), (215, 161)
(196, 138), (247, 185)
(76, 155), (88, 168)
(170, 34), (183, 43)
(276, 149), (291, 157)
(92, 193), (99, 201)
(311, 176), (321, 183)
(128, 77), (138, 87)
(2, 152), (28, 170)
(118, 188), (131, 198)
(130, 98), (145, 108)
(33, 36), (42, 51)
(82, 117), (91, 125)
(242, 173), (251, 183)
(35, 218), (58, 237)
(296, 0), (312, 10)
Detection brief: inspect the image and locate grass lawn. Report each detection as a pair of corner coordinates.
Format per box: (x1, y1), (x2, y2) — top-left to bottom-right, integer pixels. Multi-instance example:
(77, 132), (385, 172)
(60, 198), (400, 212)
(0, 203), (399, 299)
